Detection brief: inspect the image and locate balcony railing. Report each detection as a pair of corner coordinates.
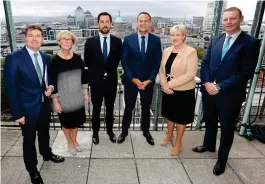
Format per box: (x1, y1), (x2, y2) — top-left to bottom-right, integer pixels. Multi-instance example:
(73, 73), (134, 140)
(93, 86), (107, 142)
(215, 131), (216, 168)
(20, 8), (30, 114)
(2, 75), (264, 130)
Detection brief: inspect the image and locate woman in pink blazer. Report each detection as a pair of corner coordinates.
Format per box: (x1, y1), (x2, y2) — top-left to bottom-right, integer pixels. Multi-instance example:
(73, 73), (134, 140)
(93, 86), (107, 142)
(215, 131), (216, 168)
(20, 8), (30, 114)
(159, 25), (198, 156)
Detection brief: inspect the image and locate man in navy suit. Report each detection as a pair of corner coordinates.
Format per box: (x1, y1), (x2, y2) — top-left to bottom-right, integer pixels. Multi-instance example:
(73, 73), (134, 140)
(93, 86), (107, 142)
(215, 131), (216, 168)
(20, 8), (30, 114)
(192, 7), (260, 175)
(4, 25), (64, 184)
(118, 12), (162, 145)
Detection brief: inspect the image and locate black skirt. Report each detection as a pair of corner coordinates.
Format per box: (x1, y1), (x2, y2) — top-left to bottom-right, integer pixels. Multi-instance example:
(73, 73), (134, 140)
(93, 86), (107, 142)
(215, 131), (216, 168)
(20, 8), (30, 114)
(161, 88), (195, 124)
(58, 107), (86, 129)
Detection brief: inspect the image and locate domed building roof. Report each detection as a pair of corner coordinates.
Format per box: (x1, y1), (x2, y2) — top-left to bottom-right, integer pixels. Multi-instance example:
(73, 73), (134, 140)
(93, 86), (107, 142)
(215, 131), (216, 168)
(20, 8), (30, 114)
(115, 11), (124, 23)
(115, 16), (124, 23)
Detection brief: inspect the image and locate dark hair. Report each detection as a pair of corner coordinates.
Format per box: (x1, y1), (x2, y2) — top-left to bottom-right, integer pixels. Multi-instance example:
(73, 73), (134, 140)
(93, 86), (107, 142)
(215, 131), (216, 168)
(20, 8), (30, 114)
(224, 7), (243, 17)
(137, 12), (151, 21)
(24, 25), (43, 36)
(97, 12), (112, 23)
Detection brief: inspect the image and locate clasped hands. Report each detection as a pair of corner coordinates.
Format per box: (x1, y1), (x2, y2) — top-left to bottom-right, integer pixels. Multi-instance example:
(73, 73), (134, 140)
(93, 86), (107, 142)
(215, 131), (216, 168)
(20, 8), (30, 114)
(204, 82), (220, 95)
(132, 78), (151, 90)
(161, 82), (174, 95)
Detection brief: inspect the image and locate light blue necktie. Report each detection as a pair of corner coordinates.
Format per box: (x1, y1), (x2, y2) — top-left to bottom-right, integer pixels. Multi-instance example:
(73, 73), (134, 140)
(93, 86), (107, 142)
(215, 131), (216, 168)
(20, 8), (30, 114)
(33, 53), (43, 85)
(221, 36), (232, 60)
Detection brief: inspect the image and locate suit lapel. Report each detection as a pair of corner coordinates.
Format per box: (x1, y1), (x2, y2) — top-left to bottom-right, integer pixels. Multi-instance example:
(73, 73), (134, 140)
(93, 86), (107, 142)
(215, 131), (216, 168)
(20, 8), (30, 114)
(145, 33), (153, 60)
(40, 51), (47, 85)
(222, 31), (244, 60)
(95, 35), (105, 62)
(133, 33), (141, 56)
(217, 32), (245, 67)
(107, 35), (115, 61)
(217, 34), (226, 62)
(21, 46), (40, 85)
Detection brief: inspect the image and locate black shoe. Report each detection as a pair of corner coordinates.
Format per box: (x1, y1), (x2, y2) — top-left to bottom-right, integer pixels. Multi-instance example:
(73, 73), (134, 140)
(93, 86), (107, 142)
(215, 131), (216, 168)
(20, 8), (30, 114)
(117, 132), (128, 144)
(213, 161), (226, 176)
(29, 171), (43, 184)
(192, 145), (215, 153)
(44, 153), (65, 163)
(92, 133), (99, 145)
(107, 131), (117, 143)
(143, 132), (155, 145)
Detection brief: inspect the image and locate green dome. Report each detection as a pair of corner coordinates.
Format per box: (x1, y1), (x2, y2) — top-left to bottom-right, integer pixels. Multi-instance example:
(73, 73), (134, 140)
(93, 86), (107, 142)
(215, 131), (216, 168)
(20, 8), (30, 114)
(115, 16), (124, 23)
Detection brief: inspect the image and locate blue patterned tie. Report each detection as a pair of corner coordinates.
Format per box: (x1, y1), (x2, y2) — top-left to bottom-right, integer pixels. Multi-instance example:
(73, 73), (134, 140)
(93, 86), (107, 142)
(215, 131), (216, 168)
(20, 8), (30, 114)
(33, 53), (43, 85)
(221, 36), (232, 60)
(141, 36), (146, 61)
(103, 37), (107, 61)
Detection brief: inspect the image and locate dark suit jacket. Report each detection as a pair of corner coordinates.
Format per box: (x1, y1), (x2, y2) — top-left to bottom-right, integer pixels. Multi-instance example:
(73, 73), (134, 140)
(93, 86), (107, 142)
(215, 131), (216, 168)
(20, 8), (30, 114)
(84, 34), (122, 87)
(4, 46), (52, 120)
(121, 33), (162, 84)
(200, 31), (260, 99)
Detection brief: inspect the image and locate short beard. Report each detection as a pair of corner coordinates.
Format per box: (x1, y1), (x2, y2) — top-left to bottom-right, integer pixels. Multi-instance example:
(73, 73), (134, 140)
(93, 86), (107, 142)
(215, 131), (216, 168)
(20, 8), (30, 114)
(99, 28), (110, 34)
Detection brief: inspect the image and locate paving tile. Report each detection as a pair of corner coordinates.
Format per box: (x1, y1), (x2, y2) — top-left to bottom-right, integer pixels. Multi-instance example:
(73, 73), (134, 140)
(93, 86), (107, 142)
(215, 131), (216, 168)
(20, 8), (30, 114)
(41, 158), (89, 184)
(182, 159), (243, 184)
(91, 131), (133, 158)
(176, 131), (218, 159)
(131, 131), (176, 158)
(51, 130), (92, 158)
(1, 157), (43, 184)
(6, 130), (58, 157)
(1, 129), (21, 156)
(88, 159), (138, 184)
(178, 131), (263, 159)
(137, 159), (191, 184)
(229, 134), (264, 158)
(228, 159), (265, 184)
(248, 139), (265, 157)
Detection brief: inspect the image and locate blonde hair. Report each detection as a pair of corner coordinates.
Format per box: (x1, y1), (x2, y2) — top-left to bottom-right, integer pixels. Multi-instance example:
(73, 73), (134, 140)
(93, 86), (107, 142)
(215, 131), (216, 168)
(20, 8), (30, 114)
(170, 24), (187, 36)
(56, 30), (77, 44)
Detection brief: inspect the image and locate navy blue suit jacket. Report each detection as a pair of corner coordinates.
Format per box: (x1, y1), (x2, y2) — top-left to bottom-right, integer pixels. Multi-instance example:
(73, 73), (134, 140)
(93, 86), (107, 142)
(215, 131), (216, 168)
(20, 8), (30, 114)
(4, 46), (52, 120)
(200, 31), (260, 99)
(121, 33), (162, 83)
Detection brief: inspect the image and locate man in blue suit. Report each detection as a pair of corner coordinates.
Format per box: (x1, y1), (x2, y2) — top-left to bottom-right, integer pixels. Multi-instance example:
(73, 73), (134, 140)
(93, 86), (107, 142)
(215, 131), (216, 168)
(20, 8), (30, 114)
(192, 7), (260, 175)
(118, 12), (162, 145)
(4, 25), (64, 184)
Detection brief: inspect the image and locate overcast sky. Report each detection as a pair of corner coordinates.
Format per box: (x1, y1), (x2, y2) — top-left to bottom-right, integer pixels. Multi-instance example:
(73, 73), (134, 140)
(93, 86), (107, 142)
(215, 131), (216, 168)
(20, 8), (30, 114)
(0, 0), (261, 21)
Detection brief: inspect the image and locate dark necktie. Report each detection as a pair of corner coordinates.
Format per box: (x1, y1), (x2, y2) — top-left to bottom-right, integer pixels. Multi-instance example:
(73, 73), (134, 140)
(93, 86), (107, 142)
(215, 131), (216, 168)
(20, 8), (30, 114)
(103, 37), (108, 61)
(141, 36), (146, 60)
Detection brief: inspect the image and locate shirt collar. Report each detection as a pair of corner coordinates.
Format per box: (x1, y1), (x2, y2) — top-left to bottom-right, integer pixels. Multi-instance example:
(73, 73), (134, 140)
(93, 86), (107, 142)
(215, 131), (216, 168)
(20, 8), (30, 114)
(138, 32), (149, 40)
(26, 45), (40, 56)
(226, 30), (242, 39)
(98, 32), (110, 40)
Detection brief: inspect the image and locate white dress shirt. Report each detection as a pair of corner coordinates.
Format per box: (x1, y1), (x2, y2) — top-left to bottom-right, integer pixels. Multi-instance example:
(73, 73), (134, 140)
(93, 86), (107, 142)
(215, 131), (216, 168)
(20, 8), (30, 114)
(99, 32), (110, 56)
(223, 30), (242, 49)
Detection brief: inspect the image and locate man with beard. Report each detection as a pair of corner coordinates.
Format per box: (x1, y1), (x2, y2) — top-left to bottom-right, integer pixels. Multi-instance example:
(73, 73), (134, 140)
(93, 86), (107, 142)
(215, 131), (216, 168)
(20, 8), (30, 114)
(117, 12), (162, 145)
(84, 12), (122, 144)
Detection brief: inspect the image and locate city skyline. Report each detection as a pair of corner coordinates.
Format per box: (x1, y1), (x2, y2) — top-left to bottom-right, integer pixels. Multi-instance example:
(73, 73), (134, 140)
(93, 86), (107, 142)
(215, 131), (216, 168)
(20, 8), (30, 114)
(0, 0), (260, 22)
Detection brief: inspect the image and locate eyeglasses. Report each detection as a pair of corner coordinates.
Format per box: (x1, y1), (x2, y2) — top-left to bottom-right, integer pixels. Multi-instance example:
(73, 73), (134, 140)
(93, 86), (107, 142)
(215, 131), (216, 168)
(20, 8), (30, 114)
(60, 38), (73, 42)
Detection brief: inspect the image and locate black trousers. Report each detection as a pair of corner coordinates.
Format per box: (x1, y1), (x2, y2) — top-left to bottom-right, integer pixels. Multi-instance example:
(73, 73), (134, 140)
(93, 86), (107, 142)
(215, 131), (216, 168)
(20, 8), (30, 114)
(122, 82), (154, 134)
(202, 91), (243, 163)
(21, 103), (52, 173)
(90, 81), (117, 134)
